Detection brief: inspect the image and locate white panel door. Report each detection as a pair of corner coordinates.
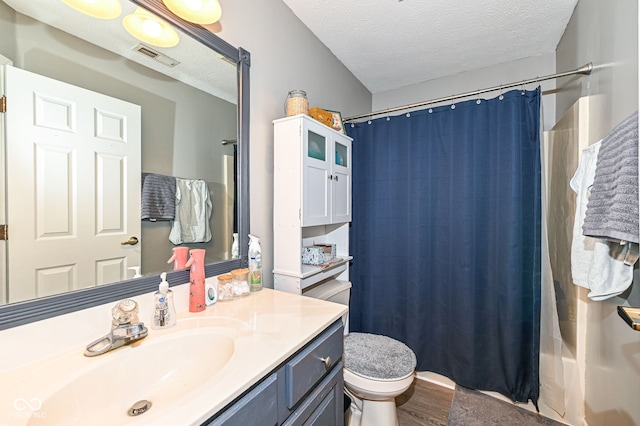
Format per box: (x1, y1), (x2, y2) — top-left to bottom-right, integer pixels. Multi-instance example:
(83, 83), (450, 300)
(5, 66), (141, 303)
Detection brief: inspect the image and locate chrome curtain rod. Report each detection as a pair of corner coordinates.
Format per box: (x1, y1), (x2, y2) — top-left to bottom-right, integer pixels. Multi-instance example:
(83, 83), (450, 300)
(343, 62), (593, 123)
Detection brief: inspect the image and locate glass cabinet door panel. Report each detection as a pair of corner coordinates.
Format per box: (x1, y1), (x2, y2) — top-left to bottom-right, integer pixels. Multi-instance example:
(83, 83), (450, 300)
(307, 130), (326, 161)
(335, 141), (348, 167)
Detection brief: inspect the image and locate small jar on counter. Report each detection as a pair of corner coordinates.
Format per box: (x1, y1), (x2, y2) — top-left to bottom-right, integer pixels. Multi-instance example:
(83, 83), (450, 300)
(231, 268), (250, 297)
(216, 274), (235, 302)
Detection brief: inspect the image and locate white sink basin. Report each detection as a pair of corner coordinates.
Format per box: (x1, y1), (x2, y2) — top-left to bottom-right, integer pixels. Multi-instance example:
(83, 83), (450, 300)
(30, 327), (235, 425)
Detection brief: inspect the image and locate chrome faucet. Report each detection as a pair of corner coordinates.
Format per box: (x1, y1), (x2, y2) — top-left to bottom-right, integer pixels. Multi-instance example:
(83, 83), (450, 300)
(84, 299), (149, 357)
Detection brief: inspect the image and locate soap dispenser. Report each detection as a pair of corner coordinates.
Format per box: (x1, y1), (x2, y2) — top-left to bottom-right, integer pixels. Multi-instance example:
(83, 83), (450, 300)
(152, 272), (176, 329)
(128, 266), (142, 278)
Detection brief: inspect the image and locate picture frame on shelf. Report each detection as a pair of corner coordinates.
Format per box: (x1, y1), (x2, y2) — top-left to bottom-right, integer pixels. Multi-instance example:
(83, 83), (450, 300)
(326, 110), (346, 134)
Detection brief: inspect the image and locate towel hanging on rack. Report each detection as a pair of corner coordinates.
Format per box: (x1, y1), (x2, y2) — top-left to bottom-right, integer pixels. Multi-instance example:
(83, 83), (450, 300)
(583, 111), (639, 244)
(571, 141), (638, 301)
(141, 173), (176, 221)
(169, 178), (212, 244)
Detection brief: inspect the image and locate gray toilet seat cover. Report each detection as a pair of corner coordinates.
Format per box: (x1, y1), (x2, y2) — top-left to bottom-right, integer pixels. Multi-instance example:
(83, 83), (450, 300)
(344, 333), (417, 380)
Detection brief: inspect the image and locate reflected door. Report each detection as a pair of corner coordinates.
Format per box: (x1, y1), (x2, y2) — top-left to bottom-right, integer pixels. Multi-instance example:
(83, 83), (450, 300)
(5, 66), (141, 303)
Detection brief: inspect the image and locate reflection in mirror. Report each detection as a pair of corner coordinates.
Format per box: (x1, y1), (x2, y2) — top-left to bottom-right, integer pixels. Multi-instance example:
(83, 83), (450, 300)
(0, 0), (250, 328)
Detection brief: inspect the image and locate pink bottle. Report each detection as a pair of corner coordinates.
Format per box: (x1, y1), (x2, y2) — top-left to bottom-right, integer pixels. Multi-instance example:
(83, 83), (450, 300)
(185, 249), (206, 312)
(167, 246), (189, 270)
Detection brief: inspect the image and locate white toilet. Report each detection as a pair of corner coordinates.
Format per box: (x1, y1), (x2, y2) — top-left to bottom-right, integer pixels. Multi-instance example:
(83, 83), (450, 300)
(304, 280), (417, 426)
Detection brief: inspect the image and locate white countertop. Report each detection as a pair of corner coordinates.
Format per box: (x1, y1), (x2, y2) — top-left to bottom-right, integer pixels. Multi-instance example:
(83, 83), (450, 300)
(0, 284), (347, 425)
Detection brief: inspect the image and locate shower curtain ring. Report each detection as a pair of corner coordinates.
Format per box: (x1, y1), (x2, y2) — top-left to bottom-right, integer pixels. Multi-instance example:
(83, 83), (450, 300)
(476, 91), (481, 105)
(499, 86), (504, 101)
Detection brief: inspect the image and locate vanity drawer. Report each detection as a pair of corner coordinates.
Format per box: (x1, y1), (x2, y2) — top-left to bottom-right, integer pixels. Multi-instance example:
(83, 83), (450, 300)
(284, 319), (343, 409)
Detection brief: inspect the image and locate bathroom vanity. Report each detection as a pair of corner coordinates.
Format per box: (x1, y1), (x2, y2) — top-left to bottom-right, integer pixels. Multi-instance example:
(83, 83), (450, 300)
(0, 286), (347, 425)
(206, 318), (344, 425)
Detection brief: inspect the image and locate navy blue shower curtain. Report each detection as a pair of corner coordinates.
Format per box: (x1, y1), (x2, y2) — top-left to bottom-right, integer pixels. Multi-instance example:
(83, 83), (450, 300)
(346, 88), (542, 406)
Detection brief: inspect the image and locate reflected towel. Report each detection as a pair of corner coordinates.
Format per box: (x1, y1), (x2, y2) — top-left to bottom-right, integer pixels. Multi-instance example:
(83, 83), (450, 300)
(169, 178), (212, 244)
(141, 173), (176, 221)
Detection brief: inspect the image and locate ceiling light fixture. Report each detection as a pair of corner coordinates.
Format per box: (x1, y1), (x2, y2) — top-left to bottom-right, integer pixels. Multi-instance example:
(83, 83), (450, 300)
(61, 0), (122, 19)
(162, 0), (222, 25)
(123, 7), (180, 48)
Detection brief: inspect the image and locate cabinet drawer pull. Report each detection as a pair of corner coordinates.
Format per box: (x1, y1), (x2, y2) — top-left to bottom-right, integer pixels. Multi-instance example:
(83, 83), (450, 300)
(320, 356), (332, 368)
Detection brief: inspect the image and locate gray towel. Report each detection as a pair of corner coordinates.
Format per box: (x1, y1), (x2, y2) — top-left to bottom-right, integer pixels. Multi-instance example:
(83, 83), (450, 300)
(141, 173), (176, 221)
(583, 111), (639, 244)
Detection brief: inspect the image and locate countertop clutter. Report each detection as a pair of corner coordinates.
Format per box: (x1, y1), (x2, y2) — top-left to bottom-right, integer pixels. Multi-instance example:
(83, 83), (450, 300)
(0, 284), (347, 425)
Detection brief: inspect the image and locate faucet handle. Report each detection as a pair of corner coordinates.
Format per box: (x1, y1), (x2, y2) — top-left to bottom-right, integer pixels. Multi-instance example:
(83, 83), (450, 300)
(112, 299), (139, 325)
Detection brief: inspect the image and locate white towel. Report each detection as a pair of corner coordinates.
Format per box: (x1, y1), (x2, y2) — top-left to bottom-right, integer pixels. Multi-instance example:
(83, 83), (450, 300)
(169, 178), (212, 245)
(570, 141), (638, 301)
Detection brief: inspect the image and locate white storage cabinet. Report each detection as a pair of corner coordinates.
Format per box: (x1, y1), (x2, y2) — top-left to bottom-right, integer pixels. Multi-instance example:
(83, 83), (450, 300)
(273, 115), (353, 294)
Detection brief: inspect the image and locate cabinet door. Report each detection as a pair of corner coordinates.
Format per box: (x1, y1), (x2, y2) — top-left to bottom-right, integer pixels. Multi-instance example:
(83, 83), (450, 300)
(205, 373), (278, 426)
(332, 136), (351, 224)
(282, 362), (344, 426)
(302, 122), (332, 226)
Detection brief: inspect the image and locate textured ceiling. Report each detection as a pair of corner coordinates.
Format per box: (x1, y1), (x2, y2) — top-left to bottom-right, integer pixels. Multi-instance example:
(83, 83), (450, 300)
(282, 0), (578, 94)
(2, 0), (237, 103)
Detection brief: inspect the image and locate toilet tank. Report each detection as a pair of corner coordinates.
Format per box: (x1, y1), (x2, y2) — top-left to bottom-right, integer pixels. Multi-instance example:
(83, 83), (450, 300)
(303, 280), (351, 332)
(303, 279), (351, 305)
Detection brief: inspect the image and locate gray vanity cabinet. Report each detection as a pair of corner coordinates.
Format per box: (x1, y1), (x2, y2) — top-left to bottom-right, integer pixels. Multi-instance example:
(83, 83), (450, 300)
(206, 373), (279, 425)
(204, 320), (344, 426)
(281, 364), (343, 426)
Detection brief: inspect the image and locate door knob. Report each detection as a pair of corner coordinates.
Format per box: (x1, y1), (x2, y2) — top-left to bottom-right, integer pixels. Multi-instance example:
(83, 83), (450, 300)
(121, 236), (139, 246)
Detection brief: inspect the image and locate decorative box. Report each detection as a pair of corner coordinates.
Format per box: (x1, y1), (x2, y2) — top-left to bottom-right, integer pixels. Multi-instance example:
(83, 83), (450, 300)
(301, 246), (325, 265)
(309, 107), (334, 128)
(314, 243), (336, 262)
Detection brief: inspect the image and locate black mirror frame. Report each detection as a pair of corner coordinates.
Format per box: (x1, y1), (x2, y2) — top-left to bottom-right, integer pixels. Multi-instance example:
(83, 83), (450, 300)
(0, 0), (250, 330)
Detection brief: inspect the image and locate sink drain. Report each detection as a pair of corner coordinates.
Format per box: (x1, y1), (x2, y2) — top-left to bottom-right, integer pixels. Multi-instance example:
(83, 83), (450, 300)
(128, 400), (152, 416)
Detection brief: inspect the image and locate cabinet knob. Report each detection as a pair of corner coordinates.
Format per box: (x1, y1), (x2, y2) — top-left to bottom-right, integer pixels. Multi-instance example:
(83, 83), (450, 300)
(334, 175), (339, 181)
(328, 175), (333, 180)
(320, 356), (332, 368)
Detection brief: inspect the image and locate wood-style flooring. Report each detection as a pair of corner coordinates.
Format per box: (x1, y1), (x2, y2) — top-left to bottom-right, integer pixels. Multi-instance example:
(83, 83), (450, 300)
(396, 379), (455, 426)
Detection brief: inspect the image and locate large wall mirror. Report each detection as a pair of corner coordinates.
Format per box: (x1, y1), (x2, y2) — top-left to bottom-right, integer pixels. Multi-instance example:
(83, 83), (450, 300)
(0, 0), (250, 329)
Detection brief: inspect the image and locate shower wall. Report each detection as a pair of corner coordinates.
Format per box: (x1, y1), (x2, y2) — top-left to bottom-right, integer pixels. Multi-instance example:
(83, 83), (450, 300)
(544, 95), (606, 425)
(556, 0), (639, 424)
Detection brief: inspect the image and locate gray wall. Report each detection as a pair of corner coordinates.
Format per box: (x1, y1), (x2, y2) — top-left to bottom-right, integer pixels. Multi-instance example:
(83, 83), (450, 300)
(213, 0), (373, 288)
(556, 0), (639, 424)
(372, 53), (557, 130)
(0, 2), (15, 61)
